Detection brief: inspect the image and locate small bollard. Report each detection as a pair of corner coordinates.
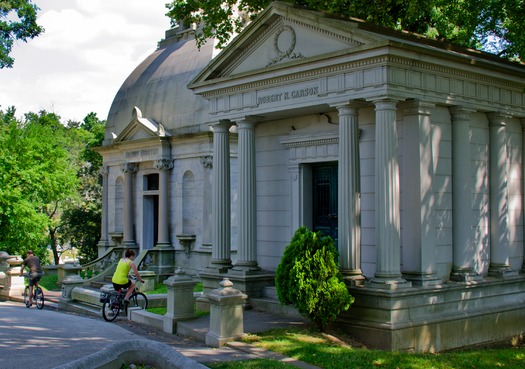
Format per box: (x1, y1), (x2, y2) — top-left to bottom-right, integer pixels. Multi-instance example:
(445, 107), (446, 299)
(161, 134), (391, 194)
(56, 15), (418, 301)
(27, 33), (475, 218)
(205, 278), (247, 348)
(163, 268), (198, 334)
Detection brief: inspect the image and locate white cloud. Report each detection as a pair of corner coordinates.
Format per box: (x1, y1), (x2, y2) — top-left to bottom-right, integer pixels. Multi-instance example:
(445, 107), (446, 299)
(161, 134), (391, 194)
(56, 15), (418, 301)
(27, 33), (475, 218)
(0, 0), (171, 122)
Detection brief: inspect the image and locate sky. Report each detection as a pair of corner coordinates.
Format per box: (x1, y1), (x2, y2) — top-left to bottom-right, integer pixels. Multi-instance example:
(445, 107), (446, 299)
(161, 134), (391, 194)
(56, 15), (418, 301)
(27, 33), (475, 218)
(0, 0), (172, 123)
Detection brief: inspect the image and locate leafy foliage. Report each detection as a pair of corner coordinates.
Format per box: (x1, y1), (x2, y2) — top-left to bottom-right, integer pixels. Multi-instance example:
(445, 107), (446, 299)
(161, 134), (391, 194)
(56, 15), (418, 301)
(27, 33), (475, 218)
(60, 112), (105, 264)
(275, 226), (354, 331)
(0, 0), (44, 68)
(165, 0), (525, 61)
(0, 108), (78, 261)
(0, 107), (104, 264)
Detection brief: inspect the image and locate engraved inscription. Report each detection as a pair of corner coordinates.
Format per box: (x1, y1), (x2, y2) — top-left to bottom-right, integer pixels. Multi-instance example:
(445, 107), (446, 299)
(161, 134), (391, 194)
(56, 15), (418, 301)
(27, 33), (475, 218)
(258, 86), (319, 106)
(125, 148), (159, 161)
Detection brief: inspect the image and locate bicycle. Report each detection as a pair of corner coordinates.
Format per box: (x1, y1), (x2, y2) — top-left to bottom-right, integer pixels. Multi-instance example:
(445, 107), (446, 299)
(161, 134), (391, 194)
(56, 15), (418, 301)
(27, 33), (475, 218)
(100, 279), (148, 322)
(23, 273), (44, 310)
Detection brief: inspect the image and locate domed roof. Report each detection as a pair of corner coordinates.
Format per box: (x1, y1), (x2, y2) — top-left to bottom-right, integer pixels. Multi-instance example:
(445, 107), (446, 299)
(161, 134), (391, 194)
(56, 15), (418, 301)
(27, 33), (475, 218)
(104, 27), (219, 144)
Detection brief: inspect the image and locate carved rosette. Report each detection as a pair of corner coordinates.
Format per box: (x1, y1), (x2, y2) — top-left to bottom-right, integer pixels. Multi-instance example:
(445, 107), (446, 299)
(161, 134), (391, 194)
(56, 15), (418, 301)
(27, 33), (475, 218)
(154, 159), (174, 171)
(200, 156), (213, 169)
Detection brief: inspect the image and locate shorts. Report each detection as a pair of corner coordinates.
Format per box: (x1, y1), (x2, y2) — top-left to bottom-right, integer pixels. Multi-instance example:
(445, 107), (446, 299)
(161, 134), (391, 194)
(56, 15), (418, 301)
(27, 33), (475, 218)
(112, 280), (132, 292)
(28, 272), (43, 287)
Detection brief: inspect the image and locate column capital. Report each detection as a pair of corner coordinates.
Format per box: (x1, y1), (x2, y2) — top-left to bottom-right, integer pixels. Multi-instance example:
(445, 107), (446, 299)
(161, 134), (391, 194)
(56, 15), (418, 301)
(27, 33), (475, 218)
(371, 99), (400, 112)
(99, 165), (109, 176)
(487, 111), (512, 126)
(449, 106), (476, 121)
(236, 120), (258, 130)
(331, 100), (367, 112)
(121, 162), (138, 173)
(369, 96), (404, 106)
(400, 100), (435, 116)
(212, 119), (233, 133)
(154, 159), (174, 171)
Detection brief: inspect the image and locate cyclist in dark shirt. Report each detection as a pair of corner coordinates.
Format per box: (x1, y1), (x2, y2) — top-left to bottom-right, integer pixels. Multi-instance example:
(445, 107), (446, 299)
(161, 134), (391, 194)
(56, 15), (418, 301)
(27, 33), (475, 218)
(20, 250), (43, 304)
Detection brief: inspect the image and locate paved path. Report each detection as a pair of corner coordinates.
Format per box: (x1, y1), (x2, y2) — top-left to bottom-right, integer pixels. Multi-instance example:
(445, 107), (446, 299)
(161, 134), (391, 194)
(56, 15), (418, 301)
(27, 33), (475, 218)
(0, 299), (320, 369)
(0, 301), (141, 369)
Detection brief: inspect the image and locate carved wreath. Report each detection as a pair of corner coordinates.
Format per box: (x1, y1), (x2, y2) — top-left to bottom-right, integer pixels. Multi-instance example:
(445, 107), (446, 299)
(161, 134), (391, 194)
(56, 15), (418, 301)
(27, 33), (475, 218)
(267, 25), (305, 66)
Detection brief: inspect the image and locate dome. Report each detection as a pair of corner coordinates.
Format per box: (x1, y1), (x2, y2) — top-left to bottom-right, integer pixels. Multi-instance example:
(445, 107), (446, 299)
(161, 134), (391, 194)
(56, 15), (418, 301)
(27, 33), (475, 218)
(104, 27), (219, 144)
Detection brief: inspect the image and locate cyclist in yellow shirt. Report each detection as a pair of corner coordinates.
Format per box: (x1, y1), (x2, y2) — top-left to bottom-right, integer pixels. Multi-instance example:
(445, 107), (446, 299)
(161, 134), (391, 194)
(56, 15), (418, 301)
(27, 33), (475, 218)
(111, 249), (144, 303)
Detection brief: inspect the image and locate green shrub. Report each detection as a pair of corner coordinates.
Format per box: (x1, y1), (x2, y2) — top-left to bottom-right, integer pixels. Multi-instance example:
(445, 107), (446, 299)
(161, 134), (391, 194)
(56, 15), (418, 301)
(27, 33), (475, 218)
(275, 226), (354, 331)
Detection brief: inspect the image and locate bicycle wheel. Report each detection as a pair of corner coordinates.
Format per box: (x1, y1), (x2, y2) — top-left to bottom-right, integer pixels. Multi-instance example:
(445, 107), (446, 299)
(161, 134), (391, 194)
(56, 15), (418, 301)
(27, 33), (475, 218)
(35, 287), (44, 309)
(102, 295), (120, 322)
(23, 286), (31, 308)
(125, 292), (148, 314)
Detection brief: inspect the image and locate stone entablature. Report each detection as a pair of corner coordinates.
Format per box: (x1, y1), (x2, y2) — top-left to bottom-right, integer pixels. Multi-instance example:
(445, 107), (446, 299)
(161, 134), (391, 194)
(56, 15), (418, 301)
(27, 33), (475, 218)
(201, 54), (525, 119)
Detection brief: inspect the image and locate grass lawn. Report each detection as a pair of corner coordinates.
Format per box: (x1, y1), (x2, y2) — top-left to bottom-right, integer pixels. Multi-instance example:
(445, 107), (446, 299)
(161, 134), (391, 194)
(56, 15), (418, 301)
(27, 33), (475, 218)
(38, 274), (60, 291)
(206, 326), (525, 369)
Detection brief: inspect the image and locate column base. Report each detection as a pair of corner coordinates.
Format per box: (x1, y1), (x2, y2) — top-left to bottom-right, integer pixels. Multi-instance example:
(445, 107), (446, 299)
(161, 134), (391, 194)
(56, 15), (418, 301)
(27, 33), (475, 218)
(207, 260), (233, 274)
(154, 242), (173, 250)
(340, 270), (366, 287)
(121, 241), (138, 251)
(230, 262), (261, 275)
(403, 272), (443, 287)
(366, 276), (412, 290)
(201, 268), (275, 301)
(449, 267), (483, 283)
(488, 264), (518, 279)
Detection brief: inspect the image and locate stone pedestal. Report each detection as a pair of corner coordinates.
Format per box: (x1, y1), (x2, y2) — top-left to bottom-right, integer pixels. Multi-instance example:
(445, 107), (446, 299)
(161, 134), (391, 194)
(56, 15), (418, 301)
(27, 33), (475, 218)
(58, 274), (85, 308)
(0, 253), (24, 299)
(205, 278), (247, 348)
(163, 269), (198, 334)
(57, 262), (82, 284)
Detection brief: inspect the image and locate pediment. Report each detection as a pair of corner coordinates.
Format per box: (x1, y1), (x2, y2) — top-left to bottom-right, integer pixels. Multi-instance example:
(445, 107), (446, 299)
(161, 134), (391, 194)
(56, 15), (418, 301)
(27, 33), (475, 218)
(113, 107), (171, 143)
(191, 2), (386, 84)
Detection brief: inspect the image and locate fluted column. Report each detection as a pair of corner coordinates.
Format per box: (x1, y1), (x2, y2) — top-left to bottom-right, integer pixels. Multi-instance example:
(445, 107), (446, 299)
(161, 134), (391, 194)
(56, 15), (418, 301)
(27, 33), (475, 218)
(97, 166), (110, 257)
(154, 159), (174, 248)
(400, 101), (441, 286)
(121, 162), (138, 248)
(368, 99), (411, 289)
(335, 103), (364, 285)
(210, 120), (233, 272)
(450, 107), (482, 281)
(232, 119), (260, 273)
(487, 112), (516, 278)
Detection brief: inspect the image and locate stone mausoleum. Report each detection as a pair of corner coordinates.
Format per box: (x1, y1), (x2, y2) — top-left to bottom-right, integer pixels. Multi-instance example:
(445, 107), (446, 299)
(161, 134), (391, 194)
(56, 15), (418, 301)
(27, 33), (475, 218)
(95, 2), (525, 351)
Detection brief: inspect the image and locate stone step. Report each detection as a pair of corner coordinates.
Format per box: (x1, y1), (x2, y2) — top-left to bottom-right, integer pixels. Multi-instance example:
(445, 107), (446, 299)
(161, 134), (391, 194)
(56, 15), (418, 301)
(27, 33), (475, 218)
(250, 287), (302, 318)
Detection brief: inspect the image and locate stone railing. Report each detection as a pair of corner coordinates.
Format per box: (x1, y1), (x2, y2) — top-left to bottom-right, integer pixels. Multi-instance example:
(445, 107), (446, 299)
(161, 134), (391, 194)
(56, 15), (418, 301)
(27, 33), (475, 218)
(79, 247), (124, 282)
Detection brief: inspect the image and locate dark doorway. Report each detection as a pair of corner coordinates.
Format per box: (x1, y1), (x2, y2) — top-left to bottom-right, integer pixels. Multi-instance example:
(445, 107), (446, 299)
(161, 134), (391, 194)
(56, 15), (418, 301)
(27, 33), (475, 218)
(312, 163), (338, 241)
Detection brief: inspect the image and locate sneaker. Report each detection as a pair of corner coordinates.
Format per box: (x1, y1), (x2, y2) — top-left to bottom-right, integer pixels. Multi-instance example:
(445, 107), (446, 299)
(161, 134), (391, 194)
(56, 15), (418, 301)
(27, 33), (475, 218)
(124, 299), (129, 304)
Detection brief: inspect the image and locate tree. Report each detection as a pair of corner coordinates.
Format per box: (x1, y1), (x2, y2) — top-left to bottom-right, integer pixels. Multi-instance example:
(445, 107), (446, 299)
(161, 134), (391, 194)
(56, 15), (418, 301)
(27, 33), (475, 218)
(60, 112), (105, 264)
(0, 0), (44, 68)
(275, 226), (354, 331)
(166, 0), (525, 61)
(0, 108), (78, 263)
